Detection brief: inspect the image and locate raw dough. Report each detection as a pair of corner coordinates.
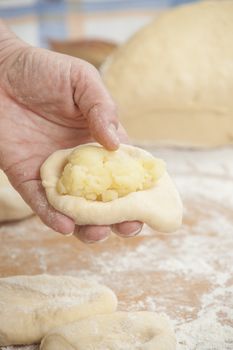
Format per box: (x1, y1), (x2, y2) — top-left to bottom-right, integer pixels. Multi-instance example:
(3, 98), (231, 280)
(40, 143), (182, 233)
(0, 170), (33, 222)
(102, 1), (233, 147)
(40, 311), (176, 350)
(0, 274), (117, 346)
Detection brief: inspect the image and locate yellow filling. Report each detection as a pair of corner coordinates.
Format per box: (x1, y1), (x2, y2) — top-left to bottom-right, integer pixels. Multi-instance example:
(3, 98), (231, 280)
(57, 146), (165, 202)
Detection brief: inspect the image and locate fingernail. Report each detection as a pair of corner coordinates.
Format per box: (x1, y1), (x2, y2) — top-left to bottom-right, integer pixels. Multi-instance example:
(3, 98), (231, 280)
(118, 228), (142, 238)
(63, 231), (74, 237)
(107, 124), (120, 145)
(96, 236), (109, 243)
(85, 237), (109, 244)
(80, 235), (109, 244)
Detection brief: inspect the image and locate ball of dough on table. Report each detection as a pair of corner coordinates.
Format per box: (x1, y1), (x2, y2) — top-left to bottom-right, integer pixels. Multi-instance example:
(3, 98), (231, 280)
(102, 1), (233, 147)
(0, 170), (33, 222)
(40, 143), (182, 233)
(40, 311), (176, 350)
(0, 274), (117, 346)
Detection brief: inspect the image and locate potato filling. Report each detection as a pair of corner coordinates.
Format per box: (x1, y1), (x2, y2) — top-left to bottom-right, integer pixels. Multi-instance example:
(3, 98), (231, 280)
(57, 146), (165, 202)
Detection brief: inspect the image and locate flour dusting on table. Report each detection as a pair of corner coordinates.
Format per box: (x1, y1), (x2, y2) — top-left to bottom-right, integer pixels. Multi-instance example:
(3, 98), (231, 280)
(1, 147), (233, 350)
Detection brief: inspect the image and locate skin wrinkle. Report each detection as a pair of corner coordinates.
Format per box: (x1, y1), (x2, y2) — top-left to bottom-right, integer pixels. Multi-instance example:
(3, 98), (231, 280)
(18, 180), (75, 234)
(5, 48), (77, 125)
(2, 92), (86, 145)
(5, 46), (30, 101)
(28, 54), (73, 117)
(3, 101), (49, 137)
(71, 59), (88, 108)
(0, 40), (26, 66)
(4, 156), (43, 188)
(0, 42), (17, 63)
(75, 61), (119, 130)
(2, 71), (99, 152)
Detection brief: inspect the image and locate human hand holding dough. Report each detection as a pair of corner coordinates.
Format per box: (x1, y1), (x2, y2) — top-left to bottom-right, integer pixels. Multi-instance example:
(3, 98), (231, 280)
(41, 143), (182, 235)
(0, 19), (141, 239)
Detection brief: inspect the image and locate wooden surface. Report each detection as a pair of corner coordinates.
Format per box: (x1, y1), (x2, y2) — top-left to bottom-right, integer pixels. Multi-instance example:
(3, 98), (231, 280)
(0, 147), (233, 350)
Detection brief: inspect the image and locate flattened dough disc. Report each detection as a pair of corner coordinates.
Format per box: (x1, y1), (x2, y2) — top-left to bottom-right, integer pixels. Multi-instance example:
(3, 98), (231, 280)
(41, 311), (176, 350)
(40, 143), (182, 233)
(0, 274), (117, 346)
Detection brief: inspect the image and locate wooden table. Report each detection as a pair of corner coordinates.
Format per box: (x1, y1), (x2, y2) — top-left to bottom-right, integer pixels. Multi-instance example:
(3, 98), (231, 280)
(1, 147), (233, 350)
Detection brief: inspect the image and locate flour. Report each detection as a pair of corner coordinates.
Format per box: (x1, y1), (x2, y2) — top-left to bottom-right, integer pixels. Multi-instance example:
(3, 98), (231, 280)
(1, 347), (38, 350)
(1, 147), (232, 350)
(177, 309), (233, 350)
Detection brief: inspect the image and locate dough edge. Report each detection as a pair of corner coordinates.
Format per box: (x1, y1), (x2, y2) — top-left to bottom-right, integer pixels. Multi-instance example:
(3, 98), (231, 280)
(0, 274), (118, 346)
(40, 311), (176, 350)
(40, 143), (182, 232)
(0, 170), (33, 222)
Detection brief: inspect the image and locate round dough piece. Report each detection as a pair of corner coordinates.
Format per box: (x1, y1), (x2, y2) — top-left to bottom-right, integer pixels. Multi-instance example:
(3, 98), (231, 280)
(40, 143), (182, 233)
(0, 170), (33, 222)
(0, 274), (117, 346)
(102, 1), (233, 147)
(40, 311), (176, 350)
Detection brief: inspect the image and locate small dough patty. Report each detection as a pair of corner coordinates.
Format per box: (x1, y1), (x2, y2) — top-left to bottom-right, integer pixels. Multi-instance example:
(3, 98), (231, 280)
(0, 274), (117, 346)
(40, 143), (182, 232)
(41, 311), (176, 350)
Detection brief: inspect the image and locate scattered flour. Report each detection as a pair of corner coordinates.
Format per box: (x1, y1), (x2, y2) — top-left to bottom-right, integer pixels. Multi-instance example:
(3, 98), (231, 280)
(1, 147), (233, 350)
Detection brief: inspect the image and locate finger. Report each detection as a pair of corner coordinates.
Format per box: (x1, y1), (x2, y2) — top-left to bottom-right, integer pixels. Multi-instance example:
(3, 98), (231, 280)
(74, 225), (111, 244)
(17, 180), (75, 235)
(73, 62), (120, 150)
(111, 221), (143, 237)
(117, 123), (130, 143)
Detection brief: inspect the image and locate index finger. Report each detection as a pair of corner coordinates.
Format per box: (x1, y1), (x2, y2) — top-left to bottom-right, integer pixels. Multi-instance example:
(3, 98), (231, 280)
(73, 62), (120, 150)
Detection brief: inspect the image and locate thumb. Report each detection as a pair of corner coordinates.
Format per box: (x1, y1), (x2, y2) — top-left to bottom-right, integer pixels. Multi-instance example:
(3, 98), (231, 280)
(72, 63), (120, 150)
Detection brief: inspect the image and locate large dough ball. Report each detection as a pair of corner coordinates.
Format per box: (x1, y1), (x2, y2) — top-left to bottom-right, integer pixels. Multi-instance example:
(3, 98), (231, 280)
(102, 1), (233, 147)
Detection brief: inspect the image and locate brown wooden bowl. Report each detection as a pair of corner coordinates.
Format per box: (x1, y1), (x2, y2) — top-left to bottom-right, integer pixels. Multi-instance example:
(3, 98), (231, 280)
(49, 39), (118, 69)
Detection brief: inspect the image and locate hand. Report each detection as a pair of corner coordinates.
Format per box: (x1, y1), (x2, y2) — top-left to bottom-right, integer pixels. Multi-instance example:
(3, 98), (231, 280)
(0, 27), (142, 242)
